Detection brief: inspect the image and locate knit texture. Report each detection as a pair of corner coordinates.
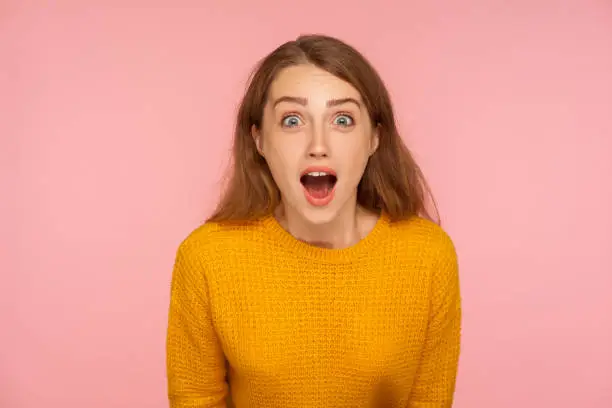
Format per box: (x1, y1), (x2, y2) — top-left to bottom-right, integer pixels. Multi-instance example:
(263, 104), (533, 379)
(166, 213), (461, 408)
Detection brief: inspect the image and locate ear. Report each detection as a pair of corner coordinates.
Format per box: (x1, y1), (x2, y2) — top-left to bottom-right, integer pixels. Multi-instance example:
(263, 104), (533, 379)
(369, 124), (380, 156)
(251, 124), (264, 156)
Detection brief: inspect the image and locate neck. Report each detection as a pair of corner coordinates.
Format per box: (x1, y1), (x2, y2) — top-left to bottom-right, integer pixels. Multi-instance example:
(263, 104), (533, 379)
(275, 201), (374, 249)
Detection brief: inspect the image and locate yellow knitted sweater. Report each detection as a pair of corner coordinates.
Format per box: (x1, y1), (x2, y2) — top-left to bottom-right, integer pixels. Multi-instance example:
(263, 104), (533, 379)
(166, 213), (461, 408)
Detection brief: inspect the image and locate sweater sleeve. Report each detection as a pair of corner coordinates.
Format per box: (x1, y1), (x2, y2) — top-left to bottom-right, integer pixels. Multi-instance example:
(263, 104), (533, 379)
(409, 232), (462, 408)
(166, 239), (228, 408)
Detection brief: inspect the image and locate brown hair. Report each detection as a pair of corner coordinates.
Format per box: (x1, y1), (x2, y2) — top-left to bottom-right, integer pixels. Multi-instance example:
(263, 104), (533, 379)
(207, 34), (438, 224)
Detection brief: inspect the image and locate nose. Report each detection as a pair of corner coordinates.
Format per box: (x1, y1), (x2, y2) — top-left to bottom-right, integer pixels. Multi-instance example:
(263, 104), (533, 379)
(306, 126), (329, 159)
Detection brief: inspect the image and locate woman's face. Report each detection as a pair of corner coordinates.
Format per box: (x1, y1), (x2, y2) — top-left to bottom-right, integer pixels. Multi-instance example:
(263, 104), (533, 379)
(253, 64), (379, 225)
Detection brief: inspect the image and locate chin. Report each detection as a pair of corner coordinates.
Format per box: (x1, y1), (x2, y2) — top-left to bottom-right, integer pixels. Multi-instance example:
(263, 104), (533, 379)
(279, 186), (351, 226)
(296, 204), (343, 226)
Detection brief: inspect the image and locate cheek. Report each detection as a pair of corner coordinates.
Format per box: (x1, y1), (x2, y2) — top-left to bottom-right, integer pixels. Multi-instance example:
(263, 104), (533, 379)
(342, 141), (372, 173)
(262, 140), (299, 183)
(336, 153), (369, 192)
(349, 153), (371, 182)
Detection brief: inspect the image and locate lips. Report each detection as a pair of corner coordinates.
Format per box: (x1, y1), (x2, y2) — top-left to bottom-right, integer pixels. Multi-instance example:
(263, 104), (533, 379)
(300, 166), (337, 206)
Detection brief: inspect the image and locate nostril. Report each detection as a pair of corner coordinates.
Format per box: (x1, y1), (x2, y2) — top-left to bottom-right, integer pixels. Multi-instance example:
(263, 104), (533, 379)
(309, 152), (328, 158)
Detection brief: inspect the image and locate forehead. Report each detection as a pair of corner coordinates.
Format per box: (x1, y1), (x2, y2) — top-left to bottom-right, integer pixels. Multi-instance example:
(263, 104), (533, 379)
(268, 64), (362, 102)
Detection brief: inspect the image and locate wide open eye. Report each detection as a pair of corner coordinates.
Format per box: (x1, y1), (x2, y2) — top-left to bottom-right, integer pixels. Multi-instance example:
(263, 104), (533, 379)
(333, 114), (354, 127)
(281, 115), (303, 128)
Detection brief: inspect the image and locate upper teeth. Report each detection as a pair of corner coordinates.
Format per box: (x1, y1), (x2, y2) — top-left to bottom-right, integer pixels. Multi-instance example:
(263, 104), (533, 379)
(307, 172), (329, 177)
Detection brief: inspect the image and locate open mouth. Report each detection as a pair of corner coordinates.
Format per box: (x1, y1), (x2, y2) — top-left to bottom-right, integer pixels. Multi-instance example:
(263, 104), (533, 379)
(300, 169), (337, 205)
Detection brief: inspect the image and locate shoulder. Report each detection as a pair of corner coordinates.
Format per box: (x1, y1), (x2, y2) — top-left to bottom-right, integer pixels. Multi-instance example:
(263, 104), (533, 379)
(389, 216), (455, 249)
(175, 219), (263, 259)
(388, 216), (457, 265)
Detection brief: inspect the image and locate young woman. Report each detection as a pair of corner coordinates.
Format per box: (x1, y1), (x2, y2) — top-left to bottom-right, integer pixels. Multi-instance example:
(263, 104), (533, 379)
(166, 34), (461, 408)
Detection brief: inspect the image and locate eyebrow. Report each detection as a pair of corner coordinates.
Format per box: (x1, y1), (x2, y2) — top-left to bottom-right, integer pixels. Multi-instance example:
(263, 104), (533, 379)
(272, 96), (362, 109)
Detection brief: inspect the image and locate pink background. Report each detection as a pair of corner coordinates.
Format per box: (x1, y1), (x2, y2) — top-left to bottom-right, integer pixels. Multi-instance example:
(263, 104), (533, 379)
(2, 1), (611, 407)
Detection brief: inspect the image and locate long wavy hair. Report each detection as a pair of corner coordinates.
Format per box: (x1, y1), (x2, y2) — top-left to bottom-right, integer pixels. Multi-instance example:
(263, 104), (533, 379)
(207, 34), (438, 224)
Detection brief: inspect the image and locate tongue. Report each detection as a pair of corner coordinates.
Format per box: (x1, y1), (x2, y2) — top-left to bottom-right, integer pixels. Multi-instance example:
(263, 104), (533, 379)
(302, 176), (334, 198)
(305, 183), (332, 199)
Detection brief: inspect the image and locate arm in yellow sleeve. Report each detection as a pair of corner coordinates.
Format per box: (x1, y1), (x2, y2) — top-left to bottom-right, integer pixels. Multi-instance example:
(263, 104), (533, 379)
(166, 239), (228, 408)
(409, 232), (462, 408)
